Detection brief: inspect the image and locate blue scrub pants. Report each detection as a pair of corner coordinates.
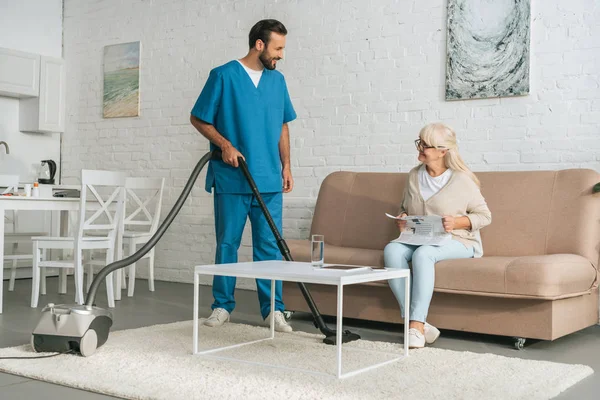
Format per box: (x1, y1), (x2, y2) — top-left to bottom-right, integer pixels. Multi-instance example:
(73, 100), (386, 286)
(211, 192), (285, 319)
(383, 241), (474, 323)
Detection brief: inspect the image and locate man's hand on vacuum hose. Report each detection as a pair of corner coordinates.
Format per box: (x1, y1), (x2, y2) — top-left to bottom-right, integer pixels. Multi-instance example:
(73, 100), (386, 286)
(190, 116), (245, 168)
(221, 143), (245, 168)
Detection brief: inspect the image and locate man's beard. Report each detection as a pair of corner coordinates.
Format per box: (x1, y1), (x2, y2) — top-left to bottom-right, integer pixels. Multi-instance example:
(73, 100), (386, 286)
(259, 51), (278, 70)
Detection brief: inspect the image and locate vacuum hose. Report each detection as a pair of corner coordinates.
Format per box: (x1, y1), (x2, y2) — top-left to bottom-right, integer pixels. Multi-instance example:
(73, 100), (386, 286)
(85, 150), (214, 306)
(85, 149), (360, 345)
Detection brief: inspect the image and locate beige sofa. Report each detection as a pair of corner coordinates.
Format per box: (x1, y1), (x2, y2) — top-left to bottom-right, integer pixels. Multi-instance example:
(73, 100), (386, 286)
(284, 169), (600, 348)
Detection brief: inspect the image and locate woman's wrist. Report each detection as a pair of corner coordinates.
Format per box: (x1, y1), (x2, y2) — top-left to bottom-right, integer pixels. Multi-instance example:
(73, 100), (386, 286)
(454, 216), (472, 230)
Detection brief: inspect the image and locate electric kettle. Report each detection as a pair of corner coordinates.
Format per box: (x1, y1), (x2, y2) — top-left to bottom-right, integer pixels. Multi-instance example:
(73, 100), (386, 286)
(39, 160), (57, 184)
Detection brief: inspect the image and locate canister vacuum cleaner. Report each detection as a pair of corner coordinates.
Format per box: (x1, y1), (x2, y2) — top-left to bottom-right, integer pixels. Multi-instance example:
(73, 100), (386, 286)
(31, 150), (360, 357)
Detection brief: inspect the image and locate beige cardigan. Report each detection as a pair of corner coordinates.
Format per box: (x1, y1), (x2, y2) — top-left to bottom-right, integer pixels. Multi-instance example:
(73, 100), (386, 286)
(399, 165), (492, 257)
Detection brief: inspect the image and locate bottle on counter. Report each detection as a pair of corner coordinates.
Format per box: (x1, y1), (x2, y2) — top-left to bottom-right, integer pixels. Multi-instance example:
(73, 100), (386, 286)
(32, 182), (40, 198)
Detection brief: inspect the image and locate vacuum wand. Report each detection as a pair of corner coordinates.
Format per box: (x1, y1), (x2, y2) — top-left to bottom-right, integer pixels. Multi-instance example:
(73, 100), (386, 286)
(214, 150), (360, 345)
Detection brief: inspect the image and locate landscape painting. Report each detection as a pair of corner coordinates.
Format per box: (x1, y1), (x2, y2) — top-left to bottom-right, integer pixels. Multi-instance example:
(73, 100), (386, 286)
(103, 41), (140, 117)
(445, 0), (530, 100)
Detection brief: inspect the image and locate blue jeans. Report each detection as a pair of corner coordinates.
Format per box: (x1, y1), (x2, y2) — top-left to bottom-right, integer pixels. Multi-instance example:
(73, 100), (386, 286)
(383, 241), (474, 323)
(212, 192), (285, 319)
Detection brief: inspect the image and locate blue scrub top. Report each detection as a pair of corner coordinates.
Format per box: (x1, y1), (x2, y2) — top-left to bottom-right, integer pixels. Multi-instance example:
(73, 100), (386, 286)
(191, 61), (296, 194)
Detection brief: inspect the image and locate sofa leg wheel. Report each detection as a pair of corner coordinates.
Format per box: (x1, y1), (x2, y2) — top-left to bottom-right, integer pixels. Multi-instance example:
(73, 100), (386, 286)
(283, 310), (294, 321)
(514, 337), (526, 350)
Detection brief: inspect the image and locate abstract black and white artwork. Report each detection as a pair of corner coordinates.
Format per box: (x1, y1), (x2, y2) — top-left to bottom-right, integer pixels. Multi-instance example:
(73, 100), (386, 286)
(445, 0), (530, 101)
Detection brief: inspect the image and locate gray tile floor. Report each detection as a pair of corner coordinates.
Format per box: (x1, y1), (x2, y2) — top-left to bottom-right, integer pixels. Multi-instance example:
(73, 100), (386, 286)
(0, 277), (598, 399)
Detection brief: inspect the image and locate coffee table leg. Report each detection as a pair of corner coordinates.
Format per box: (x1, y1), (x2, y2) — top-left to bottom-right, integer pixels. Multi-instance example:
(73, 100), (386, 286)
(337, 283), (343, 378)
(270, 279), (275, 338)
(404, 275), (410, 357)
(193, 272), (199, 354)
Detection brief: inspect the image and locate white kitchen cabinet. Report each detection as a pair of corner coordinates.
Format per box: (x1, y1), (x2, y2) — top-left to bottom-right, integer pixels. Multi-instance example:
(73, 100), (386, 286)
(19, 56), (66, 133)
(0, 48), (40, 98)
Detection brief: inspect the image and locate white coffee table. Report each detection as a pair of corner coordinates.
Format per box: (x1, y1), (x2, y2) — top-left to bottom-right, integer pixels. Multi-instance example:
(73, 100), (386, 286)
(193, 260), (410, 379)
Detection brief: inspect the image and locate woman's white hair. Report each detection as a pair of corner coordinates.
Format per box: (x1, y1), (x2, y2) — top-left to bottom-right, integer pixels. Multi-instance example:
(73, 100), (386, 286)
(419, 122), (480, 187)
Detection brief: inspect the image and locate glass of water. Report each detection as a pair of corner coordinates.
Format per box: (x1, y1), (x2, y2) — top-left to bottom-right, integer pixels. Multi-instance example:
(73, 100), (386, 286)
(311, 234), (325, 267)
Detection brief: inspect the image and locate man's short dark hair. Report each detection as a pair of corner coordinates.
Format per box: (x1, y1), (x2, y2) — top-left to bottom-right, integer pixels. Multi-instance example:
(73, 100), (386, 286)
(249, 19), (287, 49)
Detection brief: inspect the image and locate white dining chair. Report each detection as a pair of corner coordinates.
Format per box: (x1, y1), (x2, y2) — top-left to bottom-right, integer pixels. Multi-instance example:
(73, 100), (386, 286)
(86, 177), (165, 298)
(1, 174), (49, 292)
(31, 170), (127, 308)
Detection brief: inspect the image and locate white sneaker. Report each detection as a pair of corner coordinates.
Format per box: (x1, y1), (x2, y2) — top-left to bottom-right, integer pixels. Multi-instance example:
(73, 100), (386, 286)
(424, 322), (441, 344)
(204, 308), (230, 327)
(268, 311), (293, 333)
(408, 328), (425, 349)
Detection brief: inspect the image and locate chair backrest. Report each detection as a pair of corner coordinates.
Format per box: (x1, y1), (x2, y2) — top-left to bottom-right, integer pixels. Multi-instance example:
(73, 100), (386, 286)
(124, 177), (165, 235)
(0, 174), (19, 232)
(76, 170), (127, 242)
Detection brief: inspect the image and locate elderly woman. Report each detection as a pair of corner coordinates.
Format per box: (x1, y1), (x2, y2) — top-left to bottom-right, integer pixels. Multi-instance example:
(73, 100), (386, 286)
(385, 123), (492, 348)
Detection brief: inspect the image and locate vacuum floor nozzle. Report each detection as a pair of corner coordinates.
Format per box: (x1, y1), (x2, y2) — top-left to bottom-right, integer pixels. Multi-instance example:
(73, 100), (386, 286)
(323, 331), (362, 345)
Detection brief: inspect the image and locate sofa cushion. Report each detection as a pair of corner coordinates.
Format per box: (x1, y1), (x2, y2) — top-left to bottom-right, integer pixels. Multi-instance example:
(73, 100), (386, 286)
(478, 169), (600, 267)
(434, 257), (512, 294)
(436, 254), (597, 298)
(287, 240), (597, 299)
(504, 254), (597, 297)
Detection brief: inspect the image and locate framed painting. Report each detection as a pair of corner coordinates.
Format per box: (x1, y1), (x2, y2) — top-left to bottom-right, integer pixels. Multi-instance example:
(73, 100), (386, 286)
(103, 41), (141, 117)
(445, 0), (530, 100)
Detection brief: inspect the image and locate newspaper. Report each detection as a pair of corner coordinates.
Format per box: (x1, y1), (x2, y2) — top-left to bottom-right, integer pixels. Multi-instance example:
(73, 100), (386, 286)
(385, 213), (452, 246)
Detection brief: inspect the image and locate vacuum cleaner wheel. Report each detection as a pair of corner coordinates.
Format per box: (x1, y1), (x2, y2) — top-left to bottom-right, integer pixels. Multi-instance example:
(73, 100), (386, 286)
(80, 329), (98, 357)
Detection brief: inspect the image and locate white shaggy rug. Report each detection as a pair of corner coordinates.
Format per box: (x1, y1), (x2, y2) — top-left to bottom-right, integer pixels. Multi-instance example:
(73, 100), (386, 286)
(0, 320), (593, 400)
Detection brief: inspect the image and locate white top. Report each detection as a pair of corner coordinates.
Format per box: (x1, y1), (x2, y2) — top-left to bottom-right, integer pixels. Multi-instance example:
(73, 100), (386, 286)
(418, 164), (453, 201)
(237, 60), (263, 87)
(194, 260), (409, 285)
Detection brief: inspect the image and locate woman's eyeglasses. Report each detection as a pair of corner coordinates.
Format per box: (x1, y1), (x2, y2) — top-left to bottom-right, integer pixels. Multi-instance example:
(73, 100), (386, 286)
(415, 139), (439, 152)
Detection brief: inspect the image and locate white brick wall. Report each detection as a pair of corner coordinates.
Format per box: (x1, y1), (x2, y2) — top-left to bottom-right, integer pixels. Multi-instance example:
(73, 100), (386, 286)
(62, 0), (600, 288)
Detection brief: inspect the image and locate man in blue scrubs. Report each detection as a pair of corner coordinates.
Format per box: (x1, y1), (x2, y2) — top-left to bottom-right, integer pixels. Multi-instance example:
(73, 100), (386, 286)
(190, 20), (296, 332)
